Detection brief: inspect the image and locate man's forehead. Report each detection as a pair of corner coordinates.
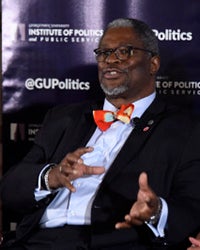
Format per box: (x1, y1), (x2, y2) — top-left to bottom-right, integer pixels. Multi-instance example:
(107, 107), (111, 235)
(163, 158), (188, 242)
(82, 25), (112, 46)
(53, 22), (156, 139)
(100, 27), (140, 46)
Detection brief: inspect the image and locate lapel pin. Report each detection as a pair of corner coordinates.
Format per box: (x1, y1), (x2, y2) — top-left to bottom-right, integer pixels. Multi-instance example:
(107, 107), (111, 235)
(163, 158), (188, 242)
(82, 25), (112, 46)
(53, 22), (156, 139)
(147, 119), (154, 126)
(143, 120), (154, 132)
(143, 126), (150, 132)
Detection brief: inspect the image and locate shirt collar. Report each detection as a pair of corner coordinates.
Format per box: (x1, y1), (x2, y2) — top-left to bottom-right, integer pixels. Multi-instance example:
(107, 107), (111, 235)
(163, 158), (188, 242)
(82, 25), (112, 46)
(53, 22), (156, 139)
(103, 92), (156, 119)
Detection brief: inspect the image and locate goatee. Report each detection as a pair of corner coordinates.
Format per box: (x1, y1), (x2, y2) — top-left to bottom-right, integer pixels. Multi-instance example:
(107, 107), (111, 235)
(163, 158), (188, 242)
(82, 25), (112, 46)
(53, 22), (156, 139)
(100, 84), (128, 97)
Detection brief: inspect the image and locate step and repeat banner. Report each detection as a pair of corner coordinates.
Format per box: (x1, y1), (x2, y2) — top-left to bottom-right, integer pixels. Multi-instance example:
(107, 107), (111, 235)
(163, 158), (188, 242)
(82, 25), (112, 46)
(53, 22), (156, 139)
(1, 0), (200, 229)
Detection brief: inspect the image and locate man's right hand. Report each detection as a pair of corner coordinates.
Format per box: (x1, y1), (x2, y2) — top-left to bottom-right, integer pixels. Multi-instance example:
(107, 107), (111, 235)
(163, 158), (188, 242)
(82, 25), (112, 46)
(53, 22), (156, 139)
(48, 147), (105, 192)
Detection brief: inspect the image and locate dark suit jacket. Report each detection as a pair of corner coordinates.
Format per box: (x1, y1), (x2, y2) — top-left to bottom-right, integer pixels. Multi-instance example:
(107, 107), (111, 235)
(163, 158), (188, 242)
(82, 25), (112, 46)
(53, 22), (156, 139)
(1, 96), (200, 249)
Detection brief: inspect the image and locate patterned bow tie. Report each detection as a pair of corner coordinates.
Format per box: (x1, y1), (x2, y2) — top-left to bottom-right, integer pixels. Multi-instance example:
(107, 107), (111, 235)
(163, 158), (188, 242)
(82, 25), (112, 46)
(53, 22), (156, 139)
(93, 103), (134, 131)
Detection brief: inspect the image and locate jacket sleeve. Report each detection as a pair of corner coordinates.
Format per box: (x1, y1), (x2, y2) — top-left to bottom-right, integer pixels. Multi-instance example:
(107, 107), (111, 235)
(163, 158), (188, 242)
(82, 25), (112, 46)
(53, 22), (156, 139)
(0, 107), (67, 214)
(164, 120), (200, 244)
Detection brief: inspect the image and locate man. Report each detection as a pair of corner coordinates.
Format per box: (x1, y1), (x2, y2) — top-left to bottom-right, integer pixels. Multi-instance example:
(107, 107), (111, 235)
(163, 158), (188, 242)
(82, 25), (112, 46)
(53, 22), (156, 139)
(1, 18), (200, 250)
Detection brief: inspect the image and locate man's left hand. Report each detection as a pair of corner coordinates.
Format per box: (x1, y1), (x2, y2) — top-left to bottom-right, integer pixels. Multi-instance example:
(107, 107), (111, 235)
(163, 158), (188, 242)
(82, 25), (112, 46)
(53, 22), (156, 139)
(115, 172), (159, 229)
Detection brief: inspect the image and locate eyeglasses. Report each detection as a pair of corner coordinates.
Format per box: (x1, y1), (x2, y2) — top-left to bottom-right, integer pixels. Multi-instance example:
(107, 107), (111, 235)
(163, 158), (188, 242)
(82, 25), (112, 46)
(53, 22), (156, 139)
(93, 45), (155, 62)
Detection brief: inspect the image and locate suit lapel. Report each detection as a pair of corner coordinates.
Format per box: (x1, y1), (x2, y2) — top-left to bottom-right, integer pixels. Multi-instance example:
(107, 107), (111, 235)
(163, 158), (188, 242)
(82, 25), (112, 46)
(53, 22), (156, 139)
(52, 101), (103, 161)
(101, 97), (167, 184)
(79, 101), (104, 147)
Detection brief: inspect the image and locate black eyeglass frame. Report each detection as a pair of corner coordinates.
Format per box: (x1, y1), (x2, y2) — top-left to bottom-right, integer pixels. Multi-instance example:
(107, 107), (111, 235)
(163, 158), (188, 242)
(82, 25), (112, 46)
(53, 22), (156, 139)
(93, 45), (155, 62)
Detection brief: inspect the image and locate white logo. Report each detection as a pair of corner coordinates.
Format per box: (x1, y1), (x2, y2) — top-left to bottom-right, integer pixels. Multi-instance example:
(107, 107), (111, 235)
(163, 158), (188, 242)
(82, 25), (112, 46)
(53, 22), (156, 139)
(25, 78), (90, 90)
(153, 29), (192, 41)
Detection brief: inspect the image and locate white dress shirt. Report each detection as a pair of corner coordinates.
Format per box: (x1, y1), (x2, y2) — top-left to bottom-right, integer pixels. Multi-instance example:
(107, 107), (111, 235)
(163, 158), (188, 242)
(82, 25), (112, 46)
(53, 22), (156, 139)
(35, 92), (167, 237)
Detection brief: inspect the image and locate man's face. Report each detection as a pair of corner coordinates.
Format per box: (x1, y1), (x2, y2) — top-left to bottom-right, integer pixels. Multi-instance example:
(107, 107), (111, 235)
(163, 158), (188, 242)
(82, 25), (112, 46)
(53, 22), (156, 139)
(97, 27), (160, 102)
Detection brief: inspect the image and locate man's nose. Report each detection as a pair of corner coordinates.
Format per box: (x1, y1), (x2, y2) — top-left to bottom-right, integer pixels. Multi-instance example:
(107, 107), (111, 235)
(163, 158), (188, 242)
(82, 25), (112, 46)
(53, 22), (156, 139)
(105, 52), (120, 63)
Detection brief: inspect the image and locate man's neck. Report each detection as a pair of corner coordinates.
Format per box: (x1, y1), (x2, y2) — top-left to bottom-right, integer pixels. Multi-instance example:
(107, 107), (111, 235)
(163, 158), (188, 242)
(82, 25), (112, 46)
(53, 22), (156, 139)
(105, 91), (156, 108)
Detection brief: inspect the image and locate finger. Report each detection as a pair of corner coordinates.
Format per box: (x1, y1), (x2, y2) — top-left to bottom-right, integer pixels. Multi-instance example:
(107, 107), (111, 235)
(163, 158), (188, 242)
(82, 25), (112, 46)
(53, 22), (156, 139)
(59, 163), (105, 182)
(138, 172), (151, 204)
(138, 172), (149, 191)
(125, 213), (144, 225)
(58, 166), (76, 191)
(189, 237), (200, 247)
(64, 181), (76, 192)
(73, 147), (94, 160)
(83, 166), (105, 175)
(74, 146), (94, 156)
(115, 221), (132, 229)
(64, 147), (94, 165)
(138, 172), (156, 207)
(61, 165), (77, 176)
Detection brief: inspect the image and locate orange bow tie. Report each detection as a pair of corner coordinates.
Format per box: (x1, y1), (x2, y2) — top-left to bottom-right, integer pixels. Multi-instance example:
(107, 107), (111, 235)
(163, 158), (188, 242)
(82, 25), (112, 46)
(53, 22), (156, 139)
(93, 103), (134, 131)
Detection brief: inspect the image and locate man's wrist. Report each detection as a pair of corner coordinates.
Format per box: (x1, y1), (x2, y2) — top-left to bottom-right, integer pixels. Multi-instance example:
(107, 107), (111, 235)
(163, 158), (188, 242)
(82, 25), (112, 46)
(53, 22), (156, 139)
(146, 198), (162, 225)
(41, 163), (57, 191)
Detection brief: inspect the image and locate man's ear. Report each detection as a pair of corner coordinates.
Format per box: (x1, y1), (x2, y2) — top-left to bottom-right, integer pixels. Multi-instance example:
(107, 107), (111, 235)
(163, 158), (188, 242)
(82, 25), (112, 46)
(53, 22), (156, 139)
(150, 55), (160, 76)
